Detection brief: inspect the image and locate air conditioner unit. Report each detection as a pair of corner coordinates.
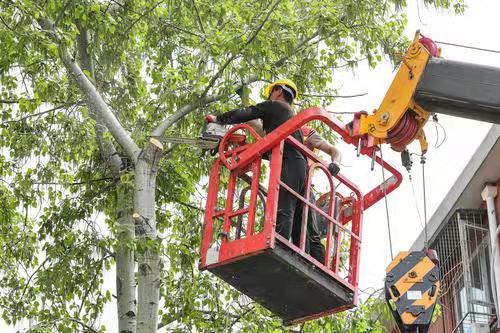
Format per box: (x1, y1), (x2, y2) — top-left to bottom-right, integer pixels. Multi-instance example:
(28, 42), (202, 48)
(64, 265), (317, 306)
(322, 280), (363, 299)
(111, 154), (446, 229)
(464, 323), (489, 333)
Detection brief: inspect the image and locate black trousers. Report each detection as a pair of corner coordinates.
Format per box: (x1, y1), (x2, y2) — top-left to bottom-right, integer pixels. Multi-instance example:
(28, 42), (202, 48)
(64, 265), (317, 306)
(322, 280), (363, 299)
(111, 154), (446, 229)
(275, 158), (326, 264)
(296, 191), (326, 264)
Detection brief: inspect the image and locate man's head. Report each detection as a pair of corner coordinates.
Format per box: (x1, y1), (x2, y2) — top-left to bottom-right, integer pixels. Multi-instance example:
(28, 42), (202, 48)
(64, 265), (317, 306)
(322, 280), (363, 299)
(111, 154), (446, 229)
(269, 85), (295, 104)
(264, 79), (299, 105)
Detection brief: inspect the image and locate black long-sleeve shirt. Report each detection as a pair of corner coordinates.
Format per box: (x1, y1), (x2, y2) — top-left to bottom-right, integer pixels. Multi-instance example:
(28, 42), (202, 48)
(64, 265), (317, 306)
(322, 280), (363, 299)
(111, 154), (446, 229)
(216, 100), (305, 160)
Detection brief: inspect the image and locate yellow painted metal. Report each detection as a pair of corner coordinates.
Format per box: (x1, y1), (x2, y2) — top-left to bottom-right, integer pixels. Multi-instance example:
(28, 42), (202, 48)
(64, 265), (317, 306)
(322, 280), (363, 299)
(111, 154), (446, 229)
(400, 283), (441, 325)
(385, 251), (441, 329)
(385, 251), (410, 273)
(412, 282), (441, 309)
(417, 131), (429, 153)
(358, 31), (433, 153)
(392, 256), (435, 300)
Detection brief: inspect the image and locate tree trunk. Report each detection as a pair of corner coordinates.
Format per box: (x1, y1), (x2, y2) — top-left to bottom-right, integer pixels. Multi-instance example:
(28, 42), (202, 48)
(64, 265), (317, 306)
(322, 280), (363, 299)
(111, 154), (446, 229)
(116, 182), (137, 333)
(75, 22), (138, 332)
(134, 140), (163, 333)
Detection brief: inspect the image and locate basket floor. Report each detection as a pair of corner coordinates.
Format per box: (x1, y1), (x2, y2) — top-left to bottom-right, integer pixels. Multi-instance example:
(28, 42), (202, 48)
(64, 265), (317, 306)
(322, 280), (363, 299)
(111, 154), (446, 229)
(210, 242), (354, 323)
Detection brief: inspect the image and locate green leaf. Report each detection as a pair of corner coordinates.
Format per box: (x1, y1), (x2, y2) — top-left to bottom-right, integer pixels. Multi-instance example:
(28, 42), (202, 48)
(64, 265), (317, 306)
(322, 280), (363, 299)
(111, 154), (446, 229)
(91, 3), (100, 13)
(0, 0), (464, 330)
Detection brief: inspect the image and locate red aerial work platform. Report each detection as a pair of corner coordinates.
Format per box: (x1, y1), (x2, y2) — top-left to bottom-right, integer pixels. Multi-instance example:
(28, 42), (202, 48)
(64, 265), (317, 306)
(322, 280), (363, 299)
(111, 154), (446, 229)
(199, 107), (402, 325)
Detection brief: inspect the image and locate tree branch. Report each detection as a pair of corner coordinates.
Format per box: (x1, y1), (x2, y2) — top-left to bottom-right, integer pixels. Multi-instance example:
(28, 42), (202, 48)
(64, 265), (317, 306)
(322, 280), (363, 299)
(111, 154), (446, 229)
(0, 15), (14, 31)
(161, 20), (206, 40)
(198, 0), (282, 100)
(121, 0), (165, 37)
(1, 102), (82, 126)
(230, 305), (254, 328)
(302, 92), (367, 98)
(37, 17), (141, 162)
(151, 29), (321, 138)
(76, 23), (123, 176)
(31, 177), (114, 186)
(151, 76), (262, 137)
(20, 256), (50, 301)
(106, 0), (127, 15)
(0, 99), (31, 104)
(66, 318), (99, 333)
(245, 0), (283, 46)
(77, 271), (99, 317)
(274, 31), (319, 67)
(199, 53), (241, 100)
(190, 0), (206, 35)
(157, 309), (245, 330)
(173, 200), (204, 212)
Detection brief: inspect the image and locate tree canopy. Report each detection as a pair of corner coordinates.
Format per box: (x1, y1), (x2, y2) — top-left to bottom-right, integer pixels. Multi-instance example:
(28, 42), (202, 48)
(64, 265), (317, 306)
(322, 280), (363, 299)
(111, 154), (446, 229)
(0, 0), (462, 331)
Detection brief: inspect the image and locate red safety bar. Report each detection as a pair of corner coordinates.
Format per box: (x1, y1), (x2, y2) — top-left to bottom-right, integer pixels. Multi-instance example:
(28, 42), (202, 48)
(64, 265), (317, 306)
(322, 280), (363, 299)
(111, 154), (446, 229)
(199, 107), (402, 325)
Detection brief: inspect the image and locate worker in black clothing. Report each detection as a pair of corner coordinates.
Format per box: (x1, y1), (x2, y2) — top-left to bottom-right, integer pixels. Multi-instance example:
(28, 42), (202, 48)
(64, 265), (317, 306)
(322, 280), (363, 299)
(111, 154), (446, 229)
(239, 121), (342, 265)
(206, 79), (313, 259)
(301, 126), (341, 264)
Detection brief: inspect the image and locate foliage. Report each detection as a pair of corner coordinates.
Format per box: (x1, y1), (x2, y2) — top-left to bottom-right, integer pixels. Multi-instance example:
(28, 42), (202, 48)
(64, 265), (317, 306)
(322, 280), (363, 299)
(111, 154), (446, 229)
(299, 292), (395, 333)
(0, 0), (462, 331)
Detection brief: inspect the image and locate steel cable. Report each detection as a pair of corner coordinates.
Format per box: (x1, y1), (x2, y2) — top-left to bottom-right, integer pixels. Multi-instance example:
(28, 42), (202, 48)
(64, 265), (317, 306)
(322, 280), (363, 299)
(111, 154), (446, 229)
(435, 40), (500, 54)
(380, 146), (394, 260)
(421, 156), (428, 248)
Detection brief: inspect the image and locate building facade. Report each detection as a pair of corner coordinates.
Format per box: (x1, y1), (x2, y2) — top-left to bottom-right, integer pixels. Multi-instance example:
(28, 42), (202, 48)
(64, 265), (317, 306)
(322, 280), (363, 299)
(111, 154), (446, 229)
(410, 126), (500, 333)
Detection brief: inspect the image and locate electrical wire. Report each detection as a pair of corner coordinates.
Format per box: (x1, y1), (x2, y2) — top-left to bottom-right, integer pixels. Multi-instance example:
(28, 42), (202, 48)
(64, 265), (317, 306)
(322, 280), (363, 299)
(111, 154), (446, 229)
(433, 119), (439, 148)
(380, 146), (394, 260)
(416, 0), (428, 26)
(408, 173), (425, 230)
(433, 120), (447, 149)
(435, 40), (500, 54)
(421, 156), (428, 248)
(325, 110), (361, 115)
(440, 296), (447, 333)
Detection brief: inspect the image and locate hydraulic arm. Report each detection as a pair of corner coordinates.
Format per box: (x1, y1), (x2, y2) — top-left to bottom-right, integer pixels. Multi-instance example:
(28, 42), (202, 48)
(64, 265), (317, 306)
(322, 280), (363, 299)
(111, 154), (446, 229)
(370, 32), (500, 333)
(350, 31), (500, 156)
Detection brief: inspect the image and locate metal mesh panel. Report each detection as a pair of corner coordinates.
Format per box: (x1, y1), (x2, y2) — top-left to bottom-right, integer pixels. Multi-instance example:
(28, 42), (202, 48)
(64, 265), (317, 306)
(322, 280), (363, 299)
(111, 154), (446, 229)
(429, 209), (495, 333)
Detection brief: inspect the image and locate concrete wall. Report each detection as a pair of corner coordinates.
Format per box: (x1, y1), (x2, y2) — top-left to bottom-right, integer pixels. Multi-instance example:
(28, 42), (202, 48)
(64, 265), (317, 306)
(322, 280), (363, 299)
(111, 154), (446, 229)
(496, 180), (500, 232)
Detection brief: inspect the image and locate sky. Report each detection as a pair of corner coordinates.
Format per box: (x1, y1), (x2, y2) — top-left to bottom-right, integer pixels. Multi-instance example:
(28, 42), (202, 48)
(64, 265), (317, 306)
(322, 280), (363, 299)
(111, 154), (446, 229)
(5, 1), (500, 332)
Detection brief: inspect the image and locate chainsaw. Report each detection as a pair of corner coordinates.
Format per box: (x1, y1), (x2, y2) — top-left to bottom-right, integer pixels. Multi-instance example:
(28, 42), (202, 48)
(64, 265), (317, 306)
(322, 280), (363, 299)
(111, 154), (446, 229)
(162, 122), (228, 151)
(163, 123), (341, 176)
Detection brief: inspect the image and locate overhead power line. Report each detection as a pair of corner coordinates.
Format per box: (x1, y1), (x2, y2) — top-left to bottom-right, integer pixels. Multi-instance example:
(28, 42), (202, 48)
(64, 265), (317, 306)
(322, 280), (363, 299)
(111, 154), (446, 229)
(435, 40), (500, 54)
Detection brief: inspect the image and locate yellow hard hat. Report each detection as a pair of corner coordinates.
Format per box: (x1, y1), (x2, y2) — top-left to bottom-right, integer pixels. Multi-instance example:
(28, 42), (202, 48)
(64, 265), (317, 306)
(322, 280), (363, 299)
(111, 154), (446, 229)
(263, 79), (299, 100)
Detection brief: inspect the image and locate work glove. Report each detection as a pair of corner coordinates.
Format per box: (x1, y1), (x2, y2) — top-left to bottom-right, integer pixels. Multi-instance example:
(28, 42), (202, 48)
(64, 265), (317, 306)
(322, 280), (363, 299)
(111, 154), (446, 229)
(328, 162), (340, 176)
(205, 114), (217, 123)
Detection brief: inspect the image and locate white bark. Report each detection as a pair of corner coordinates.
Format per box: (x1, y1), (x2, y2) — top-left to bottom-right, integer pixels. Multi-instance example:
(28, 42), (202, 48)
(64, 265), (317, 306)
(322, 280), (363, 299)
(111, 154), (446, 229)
(75, 23), (137, 332)
(38, 17), (141, 163)
(94, 113), (137, 333)
(151, 76), (261, 137)
(75, 24), (122, 177)
(134, 140), (163, 333)
(116, 183), (137, 333)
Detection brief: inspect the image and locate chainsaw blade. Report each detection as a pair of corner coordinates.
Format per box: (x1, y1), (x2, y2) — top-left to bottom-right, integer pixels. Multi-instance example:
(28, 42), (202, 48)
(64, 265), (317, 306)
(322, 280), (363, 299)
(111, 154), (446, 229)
(162, 123), (227, 150)
(162, 137), (219, 150)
